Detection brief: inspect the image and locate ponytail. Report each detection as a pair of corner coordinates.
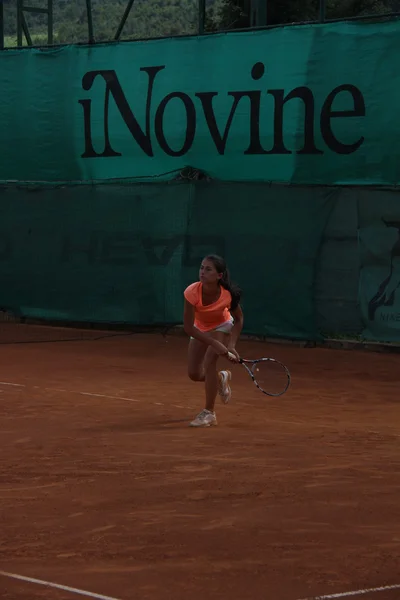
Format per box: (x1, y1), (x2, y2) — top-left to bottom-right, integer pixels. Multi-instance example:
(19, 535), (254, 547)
(205, 254), (242, 311)
(220, 268), (241, 311)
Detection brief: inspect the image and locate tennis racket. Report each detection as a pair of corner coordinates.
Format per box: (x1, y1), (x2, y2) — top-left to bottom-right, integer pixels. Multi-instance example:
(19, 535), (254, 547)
(228, 352), (291, 397)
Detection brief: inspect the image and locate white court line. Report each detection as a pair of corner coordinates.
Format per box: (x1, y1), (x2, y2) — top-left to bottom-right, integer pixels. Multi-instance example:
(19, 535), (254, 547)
(297, 582), (400, 599)
(1, 572), (399, 600)
(0, 570), (123, 600)
(76, 391), (140, 403)
(1, 382), (397, 432)
(0, 382), (140, 404)
(0, 381), (196, 410)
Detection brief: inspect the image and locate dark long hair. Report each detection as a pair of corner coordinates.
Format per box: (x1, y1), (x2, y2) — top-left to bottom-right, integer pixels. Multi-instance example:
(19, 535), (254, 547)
(205, 255), (241, 311)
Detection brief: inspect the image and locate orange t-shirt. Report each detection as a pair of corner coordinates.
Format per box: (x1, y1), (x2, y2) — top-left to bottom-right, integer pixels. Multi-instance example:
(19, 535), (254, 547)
(184, 282), (232, 332)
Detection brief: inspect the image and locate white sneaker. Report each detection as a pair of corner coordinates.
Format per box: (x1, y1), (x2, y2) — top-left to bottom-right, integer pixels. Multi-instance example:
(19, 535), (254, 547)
(189, 409), (217, 427)
(218, 370), (232, 404)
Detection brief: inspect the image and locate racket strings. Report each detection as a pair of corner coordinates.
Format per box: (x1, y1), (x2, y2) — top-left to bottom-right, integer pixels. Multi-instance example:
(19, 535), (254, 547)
(252, 359), (290, 396)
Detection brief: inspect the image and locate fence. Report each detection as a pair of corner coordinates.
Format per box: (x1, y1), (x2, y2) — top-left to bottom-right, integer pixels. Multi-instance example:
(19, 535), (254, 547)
(0, 20), (399, 343)
(1, 181), (399, 343)
(1, 21), (399, 186)
(2, 0), (400, 50)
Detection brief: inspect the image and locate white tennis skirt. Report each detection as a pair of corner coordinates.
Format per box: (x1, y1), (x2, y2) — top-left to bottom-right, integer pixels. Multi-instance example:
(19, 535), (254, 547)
(190, 316), (234, 340)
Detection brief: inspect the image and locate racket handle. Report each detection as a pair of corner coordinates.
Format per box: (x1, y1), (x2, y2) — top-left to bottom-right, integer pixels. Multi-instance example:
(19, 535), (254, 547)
(227, 351), (237, 361)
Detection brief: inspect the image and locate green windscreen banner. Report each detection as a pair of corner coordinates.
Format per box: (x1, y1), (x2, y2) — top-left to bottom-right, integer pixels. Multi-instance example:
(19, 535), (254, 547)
(0, 20), (399, 184)
(0, 182), (334, 340)
(359, 192), (400, 341)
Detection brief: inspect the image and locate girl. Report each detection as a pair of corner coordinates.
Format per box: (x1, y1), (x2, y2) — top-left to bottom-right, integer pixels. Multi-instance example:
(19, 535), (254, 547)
(183, 255), (244, 427)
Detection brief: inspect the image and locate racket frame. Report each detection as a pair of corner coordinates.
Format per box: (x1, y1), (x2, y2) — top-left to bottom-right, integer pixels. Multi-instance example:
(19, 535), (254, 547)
(228, 353), (291, 397)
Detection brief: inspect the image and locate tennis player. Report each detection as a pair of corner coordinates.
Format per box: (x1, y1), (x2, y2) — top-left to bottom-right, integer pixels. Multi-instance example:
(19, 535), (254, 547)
(183, 255), (243, 427)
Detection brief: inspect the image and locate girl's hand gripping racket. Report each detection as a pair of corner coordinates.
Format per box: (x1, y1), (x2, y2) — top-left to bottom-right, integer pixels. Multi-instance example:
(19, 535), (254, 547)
(228, 352), (291, 397)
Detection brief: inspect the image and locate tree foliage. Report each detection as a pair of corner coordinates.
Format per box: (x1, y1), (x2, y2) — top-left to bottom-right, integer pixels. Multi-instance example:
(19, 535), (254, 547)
(215, 0), (396, 30)
(2, 0), (398, 46)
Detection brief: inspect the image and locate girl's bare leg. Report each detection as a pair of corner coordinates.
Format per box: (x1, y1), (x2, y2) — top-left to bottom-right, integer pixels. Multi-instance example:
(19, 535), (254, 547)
(187, 337), (207, 381)
(187, 331), (231, 427)
(203, 332), (230, 412)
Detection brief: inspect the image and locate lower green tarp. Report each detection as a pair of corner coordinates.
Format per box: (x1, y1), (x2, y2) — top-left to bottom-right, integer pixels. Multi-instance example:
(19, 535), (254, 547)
(358, 191), (400, 342)
(0, 182), (335, 341)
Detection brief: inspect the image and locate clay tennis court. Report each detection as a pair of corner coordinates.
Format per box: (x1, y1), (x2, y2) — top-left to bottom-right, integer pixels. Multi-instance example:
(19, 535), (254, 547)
(0, 327), (399, 600)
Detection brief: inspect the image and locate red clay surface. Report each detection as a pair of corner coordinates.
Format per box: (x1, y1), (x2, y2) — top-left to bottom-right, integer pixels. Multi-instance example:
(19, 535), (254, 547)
(0, 329), (399, 600)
